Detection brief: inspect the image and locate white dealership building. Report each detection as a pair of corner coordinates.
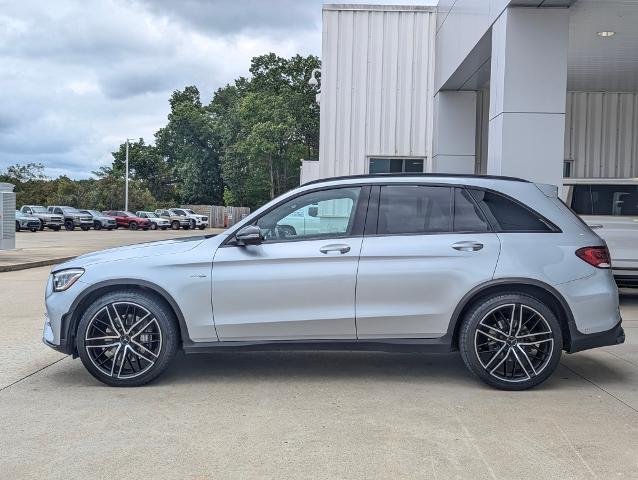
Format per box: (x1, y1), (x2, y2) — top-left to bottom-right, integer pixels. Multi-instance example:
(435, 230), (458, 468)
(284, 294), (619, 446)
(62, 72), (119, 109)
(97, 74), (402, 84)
(302, 1), (638, 187)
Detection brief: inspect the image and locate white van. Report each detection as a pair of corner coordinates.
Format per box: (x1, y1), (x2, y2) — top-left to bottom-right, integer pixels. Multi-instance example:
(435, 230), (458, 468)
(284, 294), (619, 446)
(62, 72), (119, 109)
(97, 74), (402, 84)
(562, 178), (638, 287)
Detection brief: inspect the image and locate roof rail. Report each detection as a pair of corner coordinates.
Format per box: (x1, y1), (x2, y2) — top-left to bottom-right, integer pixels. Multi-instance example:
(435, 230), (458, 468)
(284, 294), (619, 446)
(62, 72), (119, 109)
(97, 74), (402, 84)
(302, 173), (530, 186)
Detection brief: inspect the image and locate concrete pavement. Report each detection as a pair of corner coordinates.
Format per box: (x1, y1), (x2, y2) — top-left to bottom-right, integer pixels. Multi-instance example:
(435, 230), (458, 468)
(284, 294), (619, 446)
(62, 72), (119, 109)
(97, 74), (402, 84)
(0, 264), (637, 479)
(0, 228), (223, 271)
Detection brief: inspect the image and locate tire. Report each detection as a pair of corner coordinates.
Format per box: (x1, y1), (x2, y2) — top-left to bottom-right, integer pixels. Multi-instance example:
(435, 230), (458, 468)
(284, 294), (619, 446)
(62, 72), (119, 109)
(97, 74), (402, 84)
(190, 220), (196, 230)
(51, 226), (61, 231)
(129, 222), (138, 231)
(94, 221), (102, 230)
(39, 220), (44, 231)
(171, 221), (180, 230)
(76, 290), (179, 387)
(198, 225), (205, 230)
(150, 223), (157, 230)
(81, 225), (90, 231)
(142, 227), (149, 231)
(65, 220), (75, 231)
(161, 226), (167, 231)
(30, 228), (38, 232)
(108, 227), (114, 231)
(15, 221), (20, 232)
(459, 293), (562, 391)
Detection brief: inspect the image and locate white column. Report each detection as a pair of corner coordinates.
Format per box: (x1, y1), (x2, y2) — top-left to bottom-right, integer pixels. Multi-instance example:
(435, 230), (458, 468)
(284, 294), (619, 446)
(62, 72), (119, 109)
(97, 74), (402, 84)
(487, 7), (569, 186)
(432, 90), (476, 173)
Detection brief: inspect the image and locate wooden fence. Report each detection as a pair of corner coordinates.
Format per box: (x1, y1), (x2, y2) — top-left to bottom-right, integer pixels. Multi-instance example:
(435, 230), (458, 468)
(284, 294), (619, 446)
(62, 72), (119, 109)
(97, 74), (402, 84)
(181, 205), (251, 228)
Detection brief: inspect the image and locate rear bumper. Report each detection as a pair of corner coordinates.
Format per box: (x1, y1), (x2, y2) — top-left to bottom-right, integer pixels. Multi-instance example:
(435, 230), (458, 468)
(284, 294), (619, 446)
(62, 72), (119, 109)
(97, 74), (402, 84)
(567, 320), (625, 353)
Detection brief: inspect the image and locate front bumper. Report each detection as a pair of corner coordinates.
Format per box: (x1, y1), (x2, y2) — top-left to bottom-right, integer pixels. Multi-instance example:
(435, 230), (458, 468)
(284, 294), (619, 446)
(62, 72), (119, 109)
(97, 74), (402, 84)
(567, 321), (625, 353)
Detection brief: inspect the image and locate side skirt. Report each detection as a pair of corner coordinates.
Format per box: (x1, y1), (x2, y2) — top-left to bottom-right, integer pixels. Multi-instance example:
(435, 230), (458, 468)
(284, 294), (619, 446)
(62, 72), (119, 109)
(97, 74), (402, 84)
(182, 337), (456, 355)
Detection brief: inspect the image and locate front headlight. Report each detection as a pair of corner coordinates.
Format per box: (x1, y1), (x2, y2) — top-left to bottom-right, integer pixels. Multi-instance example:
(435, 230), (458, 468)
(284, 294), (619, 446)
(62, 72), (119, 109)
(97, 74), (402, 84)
(52, 268), (84, 292)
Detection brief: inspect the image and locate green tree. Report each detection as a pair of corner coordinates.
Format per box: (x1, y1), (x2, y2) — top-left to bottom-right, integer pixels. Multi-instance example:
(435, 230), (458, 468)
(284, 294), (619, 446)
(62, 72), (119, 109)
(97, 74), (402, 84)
(155, 86), (224, 205)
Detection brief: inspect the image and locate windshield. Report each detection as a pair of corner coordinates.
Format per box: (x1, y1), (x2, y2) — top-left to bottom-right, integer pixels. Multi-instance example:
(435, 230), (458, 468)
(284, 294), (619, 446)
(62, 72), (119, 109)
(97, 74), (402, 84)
(145, 212), (158, 218)
(31, 206), (47, 213)
(185, 209), (195, 215)
(123, 211), (136, 217)
(88, 210), (102, 217)
(62, 207), (79, 214)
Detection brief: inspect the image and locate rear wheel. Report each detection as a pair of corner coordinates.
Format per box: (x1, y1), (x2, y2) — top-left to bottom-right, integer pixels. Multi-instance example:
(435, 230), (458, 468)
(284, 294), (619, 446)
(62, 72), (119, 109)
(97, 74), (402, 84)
(459, 293), (562, 391)
(15, 221), (20, 232)
(39, 220), (44, 231)
(129, 222), (138, 231)
(76, 290), (179, 387)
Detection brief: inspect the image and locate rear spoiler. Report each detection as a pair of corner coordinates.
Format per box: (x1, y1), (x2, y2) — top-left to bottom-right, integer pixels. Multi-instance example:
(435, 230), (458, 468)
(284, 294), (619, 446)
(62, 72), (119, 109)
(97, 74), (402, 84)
(534, 183), (559, 198)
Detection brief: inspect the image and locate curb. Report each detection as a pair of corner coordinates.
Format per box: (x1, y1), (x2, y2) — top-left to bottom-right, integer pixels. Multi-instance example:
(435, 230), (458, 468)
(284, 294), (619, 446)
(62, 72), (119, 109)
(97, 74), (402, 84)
(0, 257), (75, 273)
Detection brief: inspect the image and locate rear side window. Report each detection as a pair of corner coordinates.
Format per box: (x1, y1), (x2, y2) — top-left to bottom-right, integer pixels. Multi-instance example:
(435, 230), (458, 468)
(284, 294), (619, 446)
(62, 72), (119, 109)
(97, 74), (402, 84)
(571, 184), (638, 216)
(453, 188), (490, 232)
(377, 185), (452, 235)
(469, 189), (553, 232)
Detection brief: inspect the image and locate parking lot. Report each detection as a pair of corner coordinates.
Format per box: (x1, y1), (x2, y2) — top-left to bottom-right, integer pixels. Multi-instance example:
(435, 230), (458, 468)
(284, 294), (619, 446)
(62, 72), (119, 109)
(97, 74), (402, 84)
(0, 232), (636, 479)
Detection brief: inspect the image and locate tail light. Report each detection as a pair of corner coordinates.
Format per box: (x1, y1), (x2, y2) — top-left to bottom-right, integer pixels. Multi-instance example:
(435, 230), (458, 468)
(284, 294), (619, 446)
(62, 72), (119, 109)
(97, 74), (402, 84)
(575, 246), (611, 268)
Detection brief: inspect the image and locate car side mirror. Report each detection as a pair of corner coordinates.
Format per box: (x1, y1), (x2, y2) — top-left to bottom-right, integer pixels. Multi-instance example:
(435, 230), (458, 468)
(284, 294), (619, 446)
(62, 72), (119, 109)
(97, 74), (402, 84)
(235, 225), (263, 246)
(308, 206), (319, 217)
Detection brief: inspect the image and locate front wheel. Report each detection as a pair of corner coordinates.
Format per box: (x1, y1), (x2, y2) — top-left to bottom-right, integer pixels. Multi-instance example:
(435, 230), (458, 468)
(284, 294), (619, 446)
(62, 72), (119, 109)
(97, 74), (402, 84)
(64, 220), (75, 231)
(129, 222), (138, 231)
(160, 226), (167, 230)
(198, 225), (205, 230)
(94, 221), (102, 230)
(30, 227), (38, 232)
(81, 225), (91, 231)
(39, 220), (45, 231)
(171, 220), (180, 230)
(76, 290), (179, 387)
(150, 223), (157, 230)
(459, 293), (562, 391)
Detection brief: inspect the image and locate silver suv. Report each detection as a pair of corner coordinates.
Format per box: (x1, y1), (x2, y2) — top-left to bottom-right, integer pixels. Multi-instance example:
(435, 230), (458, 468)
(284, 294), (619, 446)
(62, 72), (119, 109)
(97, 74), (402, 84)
(42, 174), (624, 390)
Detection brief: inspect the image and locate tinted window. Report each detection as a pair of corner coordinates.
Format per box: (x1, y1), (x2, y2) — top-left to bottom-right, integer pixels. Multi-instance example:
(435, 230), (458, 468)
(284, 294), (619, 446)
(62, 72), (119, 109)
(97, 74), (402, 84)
(377, 185), (451, 235)
(571, 184), (638, 216)
(369, 158), (424, 174)
(256, 187), (361, 242)
(469, 189), (552, 232)
(454, 188), (489, 232)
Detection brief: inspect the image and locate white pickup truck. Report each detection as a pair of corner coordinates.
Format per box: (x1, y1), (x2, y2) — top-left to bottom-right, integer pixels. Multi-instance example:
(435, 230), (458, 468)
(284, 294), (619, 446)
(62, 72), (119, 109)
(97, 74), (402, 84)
(562, 178), (638, 288)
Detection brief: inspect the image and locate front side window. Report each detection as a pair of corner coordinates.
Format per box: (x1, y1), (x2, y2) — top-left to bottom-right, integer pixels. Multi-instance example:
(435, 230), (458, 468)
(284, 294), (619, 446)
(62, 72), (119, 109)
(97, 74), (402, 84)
(571, 184), (638, 216)
(469, 189), (553, 232)
(255, 187), (361, 242)
(369, 158), (424, 174)
(377, 185), (452, 235)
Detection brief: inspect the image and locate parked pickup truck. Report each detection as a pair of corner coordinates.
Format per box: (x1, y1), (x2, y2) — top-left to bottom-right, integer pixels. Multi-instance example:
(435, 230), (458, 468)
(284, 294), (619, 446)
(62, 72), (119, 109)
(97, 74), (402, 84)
(20, 205), (63, 231)
(155, 209), (191, 230)
(562, 178), (638, 288)
(169, 208), (209, 230)
(47, 206), (94, 231)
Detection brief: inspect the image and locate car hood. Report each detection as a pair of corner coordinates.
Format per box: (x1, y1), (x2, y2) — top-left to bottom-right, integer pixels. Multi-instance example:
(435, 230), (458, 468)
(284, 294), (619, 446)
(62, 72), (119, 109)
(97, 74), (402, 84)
(54, 235), (208, 270)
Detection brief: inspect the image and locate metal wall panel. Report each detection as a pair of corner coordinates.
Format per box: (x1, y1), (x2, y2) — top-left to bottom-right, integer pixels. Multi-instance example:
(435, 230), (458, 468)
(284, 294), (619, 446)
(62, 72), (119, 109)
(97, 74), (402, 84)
(319, 6), (436, 179)
(566, 92), (638, 178)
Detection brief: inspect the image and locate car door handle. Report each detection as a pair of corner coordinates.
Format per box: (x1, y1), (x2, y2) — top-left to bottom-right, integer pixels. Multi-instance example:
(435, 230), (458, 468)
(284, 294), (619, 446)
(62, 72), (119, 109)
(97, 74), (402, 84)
(589, 224), (604, 230)
(320, 244), (351, 254)
(452, 241), (483, 252)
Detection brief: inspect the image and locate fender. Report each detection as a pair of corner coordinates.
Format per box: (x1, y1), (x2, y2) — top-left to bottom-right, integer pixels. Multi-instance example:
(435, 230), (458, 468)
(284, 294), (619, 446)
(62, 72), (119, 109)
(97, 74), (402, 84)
(443, 277), (576, 348)
(60, 278), (192, 354)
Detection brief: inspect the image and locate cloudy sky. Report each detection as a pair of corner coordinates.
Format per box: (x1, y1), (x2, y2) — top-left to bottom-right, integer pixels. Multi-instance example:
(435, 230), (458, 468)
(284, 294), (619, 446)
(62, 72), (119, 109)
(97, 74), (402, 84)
(0, 0), (430, 179)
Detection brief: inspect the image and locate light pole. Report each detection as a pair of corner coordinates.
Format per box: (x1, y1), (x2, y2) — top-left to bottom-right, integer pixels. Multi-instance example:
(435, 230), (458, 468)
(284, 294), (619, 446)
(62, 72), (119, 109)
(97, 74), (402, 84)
(124, 138), (134, 212)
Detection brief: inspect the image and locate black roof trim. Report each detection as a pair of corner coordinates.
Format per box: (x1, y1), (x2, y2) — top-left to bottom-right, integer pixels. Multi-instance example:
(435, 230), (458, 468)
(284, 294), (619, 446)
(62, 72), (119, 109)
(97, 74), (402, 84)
(302, 173), (530, 187)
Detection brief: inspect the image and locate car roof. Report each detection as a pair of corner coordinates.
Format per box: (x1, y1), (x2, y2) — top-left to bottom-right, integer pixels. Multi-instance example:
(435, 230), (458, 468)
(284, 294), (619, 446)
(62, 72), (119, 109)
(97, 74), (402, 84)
(302, 173), (530, 187)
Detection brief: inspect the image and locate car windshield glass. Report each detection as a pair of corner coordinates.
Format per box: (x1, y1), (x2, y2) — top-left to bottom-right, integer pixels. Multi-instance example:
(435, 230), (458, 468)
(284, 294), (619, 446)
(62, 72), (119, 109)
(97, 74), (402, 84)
(62, 207), (79, 213)
(88, 210), (101, 216)
(31, 206), (47, 213)
(145, 212), (158, 218)
(123, 211), (135, 217)
(185, 210), (195, 215)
